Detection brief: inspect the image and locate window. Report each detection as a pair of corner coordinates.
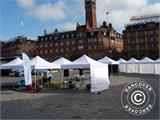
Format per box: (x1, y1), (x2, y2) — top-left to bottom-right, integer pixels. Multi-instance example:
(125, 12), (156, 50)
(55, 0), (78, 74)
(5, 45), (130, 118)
(60, 48), (64, 52)
(50, 50), (53, 53)
(40, 51), (43, 54)
(45, 37), (48, 40)
(55, 43), (58, 46)
(45, 44), (48, 47)
(61, 42), (64, 46)
(41, 38), (43, 41)
(50, 43), (53, 47)
(45, 50), (48, 54)
(61, 35), (64, 38)
(99, 44), (103, 49)
(66, 48), (69, 52)
(72, 41), (75, 45)
(78, 45), (84, 49)
(49, 37), (52, 40)
(79, 39), (83, 44)
(71, 34), (75, 37)
(91, 32), (94, 36)
(72, 47), (75, 51)
(66, 34), (69, 38)
(40, 45), (43, 48)
(139, 39), (144, 43)
(130, 32), (136, 38)
(79, 33), (83, 37)
(66, 41), (70, 45)
(56, 49), (58, 53)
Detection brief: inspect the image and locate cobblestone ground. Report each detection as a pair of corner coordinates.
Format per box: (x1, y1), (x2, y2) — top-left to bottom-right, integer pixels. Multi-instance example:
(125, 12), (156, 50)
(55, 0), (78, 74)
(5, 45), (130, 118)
(1, 74), (159, 119)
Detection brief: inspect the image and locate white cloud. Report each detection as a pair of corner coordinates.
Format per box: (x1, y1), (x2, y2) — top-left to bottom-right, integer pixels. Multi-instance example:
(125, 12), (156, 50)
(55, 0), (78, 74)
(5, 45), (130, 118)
(54, 22), (76, 31)
(17, 0), (160, 32)
(28, 1), (66, 21)
(17, 0), (35, 9)
(96, 0), (160, 31)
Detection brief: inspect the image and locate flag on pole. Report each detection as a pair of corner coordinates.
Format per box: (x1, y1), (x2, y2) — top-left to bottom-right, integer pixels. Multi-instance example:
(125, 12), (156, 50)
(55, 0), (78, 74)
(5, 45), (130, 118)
(22, 53), (32, 87)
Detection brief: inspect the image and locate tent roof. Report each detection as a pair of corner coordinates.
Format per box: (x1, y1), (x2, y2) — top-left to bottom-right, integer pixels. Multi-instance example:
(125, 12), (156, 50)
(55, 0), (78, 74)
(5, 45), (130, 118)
(155, 58), (160, 63)
(6, 58), (24, 65)
(52, 57), (71, 65)
(98, 56), (119, 64)
(117, 58), (127, 63)
(127, 58), (139, 64)
(139, 57), (154, 63)
(62, 55), (105, 69)
(29, 56), (60, 69)
(0, 58), (24, 69)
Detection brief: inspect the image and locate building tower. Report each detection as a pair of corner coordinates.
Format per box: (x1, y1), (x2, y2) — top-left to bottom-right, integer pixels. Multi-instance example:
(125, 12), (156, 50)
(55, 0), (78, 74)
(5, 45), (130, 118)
(85, 0), (97, 28)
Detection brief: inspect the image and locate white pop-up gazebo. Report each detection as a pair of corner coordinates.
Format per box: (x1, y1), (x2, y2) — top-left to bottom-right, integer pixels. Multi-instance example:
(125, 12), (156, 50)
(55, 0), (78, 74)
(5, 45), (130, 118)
(62, 55), (110, 93)
(126, 58), (139, 73)
(0, 58), (24, 69)
(52, 57), (72, 82)
(52, 57), (71, 67)
(98, 56), (119, 64)
(139, 57), (155, 74)
(29, 56), (60, 69)
(154, 58), (160, 74)
(117, 58), (127, 73)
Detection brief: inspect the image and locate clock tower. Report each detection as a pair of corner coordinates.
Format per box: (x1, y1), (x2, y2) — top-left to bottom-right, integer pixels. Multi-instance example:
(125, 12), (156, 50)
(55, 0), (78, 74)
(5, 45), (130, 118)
(85, 0), (97, 28)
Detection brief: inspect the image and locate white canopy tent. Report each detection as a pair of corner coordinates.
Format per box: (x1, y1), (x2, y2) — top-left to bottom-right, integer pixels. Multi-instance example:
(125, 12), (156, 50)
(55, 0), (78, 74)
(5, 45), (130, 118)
(126, 58), (139, 73)
(0, 58), (24, 69)
(117, 58), (127, 73)
(52, 57), (71, 66)
(98, 56), (119, 64)
(154, 58), (160, 74)
(62, 55), (110, 93)
(52, 57), (72, 82)
(29, 56), (60, 69)
(139, 57), (155, 74)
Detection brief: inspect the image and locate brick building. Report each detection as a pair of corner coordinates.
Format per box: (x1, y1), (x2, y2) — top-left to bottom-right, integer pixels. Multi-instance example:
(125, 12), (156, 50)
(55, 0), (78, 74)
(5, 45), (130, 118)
(1, 36), (37, 62)
(123, 14), (160, 60)
(37, 0), (123, 61)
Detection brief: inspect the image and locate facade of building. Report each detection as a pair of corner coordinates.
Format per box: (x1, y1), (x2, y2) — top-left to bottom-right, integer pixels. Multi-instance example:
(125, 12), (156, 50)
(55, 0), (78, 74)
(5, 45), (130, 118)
(123, 14), (160, 60)
(1, 36), (37, 61)
(37, 0), (123, 61)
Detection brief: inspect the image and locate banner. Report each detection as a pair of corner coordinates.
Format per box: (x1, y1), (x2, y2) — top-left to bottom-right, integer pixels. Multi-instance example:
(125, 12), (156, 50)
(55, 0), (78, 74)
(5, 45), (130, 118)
(22, 53), (32, 85)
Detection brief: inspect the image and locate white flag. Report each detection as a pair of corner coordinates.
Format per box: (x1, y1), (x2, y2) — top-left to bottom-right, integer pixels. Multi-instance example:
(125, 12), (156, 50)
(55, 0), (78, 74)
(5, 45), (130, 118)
(22, 53), (32, 85)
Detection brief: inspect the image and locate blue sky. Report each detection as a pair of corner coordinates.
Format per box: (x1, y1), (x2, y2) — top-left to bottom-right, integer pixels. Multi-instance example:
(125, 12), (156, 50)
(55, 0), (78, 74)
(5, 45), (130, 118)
(0, 0), (160, 40)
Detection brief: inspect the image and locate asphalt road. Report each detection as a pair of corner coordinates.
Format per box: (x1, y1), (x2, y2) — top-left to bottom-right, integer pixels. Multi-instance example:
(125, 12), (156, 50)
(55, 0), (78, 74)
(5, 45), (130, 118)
(1, 73), (159, 119)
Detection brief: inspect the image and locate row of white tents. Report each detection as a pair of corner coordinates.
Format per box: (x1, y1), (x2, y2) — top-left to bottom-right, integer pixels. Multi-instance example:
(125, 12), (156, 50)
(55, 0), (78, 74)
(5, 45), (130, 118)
(117, 57), (160, 75)
(0, 55), (159, 92)
(0, 55), (160, 74)
(0, 55), (110, 93)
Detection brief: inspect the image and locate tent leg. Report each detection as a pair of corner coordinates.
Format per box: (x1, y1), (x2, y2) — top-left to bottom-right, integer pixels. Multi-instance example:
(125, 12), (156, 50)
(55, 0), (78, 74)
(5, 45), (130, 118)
(34, 69), (36, 93)
(60, 70), (63, 89)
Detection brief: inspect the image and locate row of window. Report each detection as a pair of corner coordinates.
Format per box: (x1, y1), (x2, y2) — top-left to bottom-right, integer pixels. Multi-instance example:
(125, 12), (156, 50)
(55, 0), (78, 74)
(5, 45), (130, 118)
(39, 41), (76, 48)
(126, 44), (157, 51)
(129, 30), (158, 38)
(126, 38), (157, 44)
(39, 47), (76, 54)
